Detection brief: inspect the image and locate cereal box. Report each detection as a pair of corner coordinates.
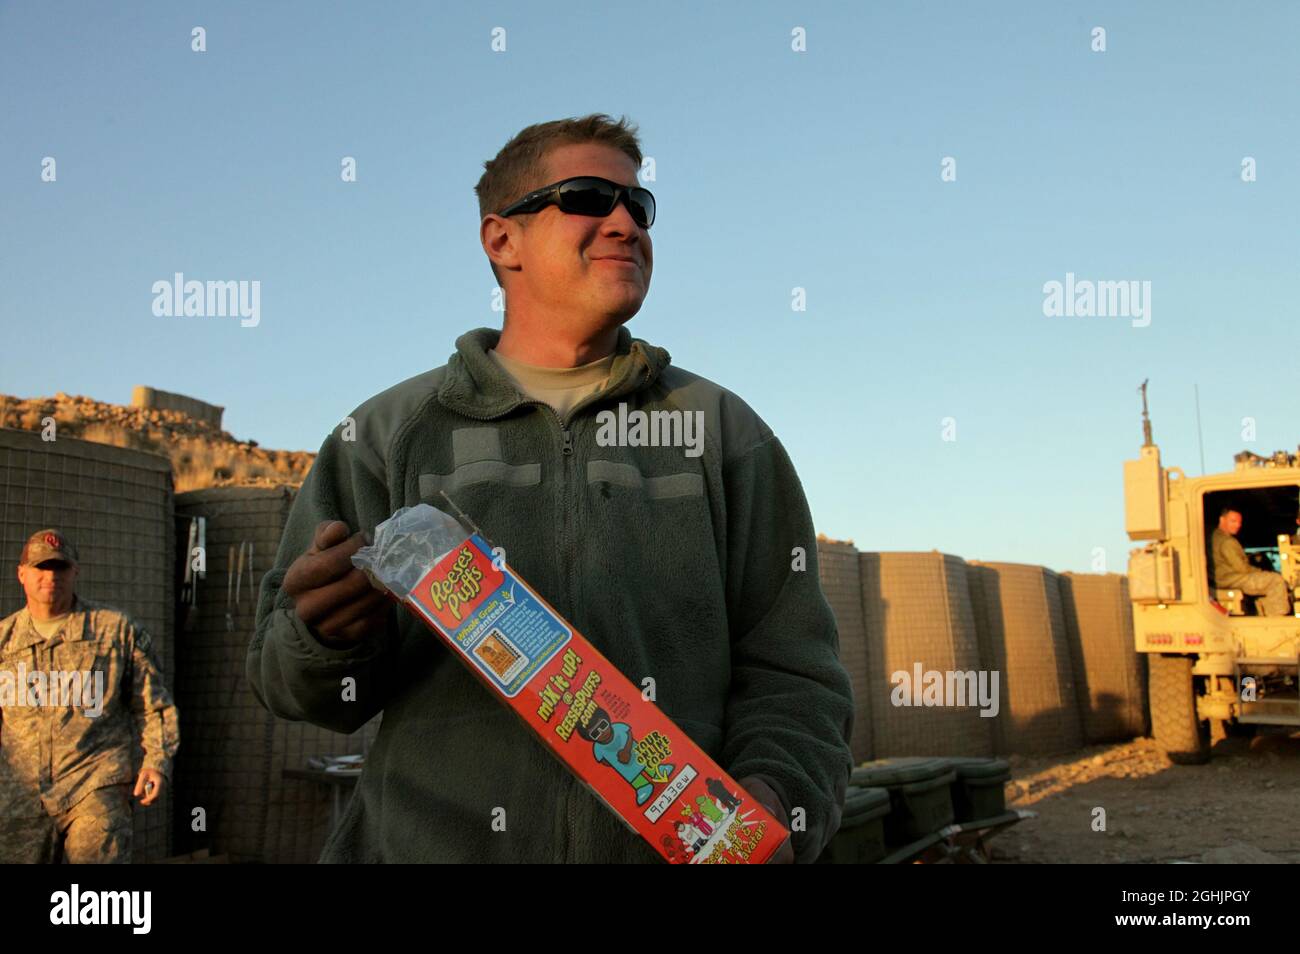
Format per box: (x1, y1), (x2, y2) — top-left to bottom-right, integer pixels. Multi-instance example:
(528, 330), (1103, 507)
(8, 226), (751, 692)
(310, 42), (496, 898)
(354, 502), (790, 864)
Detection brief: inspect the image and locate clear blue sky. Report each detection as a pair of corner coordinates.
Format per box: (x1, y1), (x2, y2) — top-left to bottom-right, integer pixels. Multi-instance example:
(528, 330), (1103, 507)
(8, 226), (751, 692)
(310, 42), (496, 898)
(3, 2), (1298, 573)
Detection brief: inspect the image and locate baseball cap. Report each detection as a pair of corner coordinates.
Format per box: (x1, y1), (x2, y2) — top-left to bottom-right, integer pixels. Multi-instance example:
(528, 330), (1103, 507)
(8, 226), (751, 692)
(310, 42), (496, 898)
(19, 529), (79, 567)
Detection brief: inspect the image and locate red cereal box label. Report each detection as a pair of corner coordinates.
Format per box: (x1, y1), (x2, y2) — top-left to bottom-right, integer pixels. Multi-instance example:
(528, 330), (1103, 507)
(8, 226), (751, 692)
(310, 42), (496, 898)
(403, 533), (789, 864)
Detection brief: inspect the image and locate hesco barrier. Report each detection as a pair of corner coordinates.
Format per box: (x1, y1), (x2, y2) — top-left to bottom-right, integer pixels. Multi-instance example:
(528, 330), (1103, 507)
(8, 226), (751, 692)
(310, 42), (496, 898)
(966, 561), (1082, 756)
(1058, 572), (1149, 743)
(859, 552), (993, 758)
(0, 427), (175, 860)
(816, 541), (871, 763)
(173, 486), (379, 863)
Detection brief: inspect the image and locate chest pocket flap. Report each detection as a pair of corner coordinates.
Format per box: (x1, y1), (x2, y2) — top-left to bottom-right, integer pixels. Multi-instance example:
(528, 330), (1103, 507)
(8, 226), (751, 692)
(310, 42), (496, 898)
(587, 460), (703, 499)
(420, 427), (540, 497)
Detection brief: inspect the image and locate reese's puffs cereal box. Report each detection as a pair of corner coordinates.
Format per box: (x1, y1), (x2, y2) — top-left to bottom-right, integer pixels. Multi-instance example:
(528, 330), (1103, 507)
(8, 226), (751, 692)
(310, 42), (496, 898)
(399, 529), (789, 864)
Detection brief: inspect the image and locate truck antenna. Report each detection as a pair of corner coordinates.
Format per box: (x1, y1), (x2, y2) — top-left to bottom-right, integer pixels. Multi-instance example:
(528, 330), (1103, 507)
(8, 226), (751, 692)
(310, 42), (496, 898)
(1138, 378), (1153, 447)
(1193, 382), (1206, 475)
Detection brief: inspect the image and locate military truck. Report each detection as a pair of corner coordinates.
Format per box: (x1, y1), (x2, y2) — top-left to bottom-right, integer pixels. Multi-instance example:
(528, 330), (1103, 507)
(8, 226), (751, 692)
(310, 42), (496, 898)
(1124, 382), (1300, 763)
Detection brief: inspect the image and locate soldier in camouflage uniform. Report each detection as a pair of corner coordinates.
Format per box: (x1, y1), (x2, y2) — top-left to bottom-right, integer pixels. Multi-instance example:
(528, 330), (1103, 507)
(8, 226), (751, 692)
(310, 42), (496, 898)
(0, 529), (180, 863)
(1211, 507), (1291, 616)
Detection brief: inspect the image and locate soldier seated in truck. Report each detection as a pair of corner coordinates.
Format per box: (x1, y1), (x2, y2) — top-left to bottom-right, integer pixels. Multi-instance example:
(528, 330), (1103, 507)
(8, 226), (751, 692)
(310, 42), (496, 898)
(1211, 506), (1291, 616)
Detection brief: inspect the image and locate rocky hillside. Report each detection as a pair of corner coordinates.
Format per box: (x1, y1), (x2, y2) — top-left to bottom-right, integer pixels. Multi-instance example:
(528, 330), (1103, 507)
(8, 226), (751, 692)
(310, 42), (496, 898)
(0, 392), (315, 491)
(816, 532), (855, 546)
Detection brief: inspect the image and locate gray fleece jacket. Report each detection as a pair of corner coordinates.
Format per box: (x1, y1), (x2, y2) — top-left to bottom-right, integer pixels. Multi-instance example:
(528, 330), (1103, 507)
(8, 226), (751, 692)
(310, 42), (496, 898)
(247, 324), (853, 863)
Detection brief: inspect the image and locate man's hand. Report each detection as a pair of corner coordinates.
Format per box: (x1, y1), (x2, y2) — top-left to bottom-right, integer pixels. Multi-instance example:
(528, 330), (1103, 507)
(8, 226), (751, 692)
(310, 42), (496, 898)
(282, 520), (392, 646)
(739, 776), (795, 864)
(134, 767), (165, 807)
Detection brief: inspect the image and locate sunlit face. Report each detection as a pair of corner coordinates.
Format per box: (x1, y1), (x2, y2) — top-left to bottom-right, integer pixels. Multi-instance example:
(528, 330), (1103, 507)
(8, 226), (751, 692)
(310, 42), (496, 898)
(1219, 511), (1243, 535)
(486, 142), (653, 332)
(17, 559), (78, 614)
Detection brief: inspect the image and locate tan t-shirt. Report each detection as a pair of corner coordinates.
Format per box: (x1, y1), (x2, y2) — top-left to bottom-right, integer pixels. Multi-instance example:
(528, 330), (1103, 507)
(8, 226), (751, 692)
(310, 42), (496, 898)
(488, 347), (616, 420)
(31, 611), (71, 640)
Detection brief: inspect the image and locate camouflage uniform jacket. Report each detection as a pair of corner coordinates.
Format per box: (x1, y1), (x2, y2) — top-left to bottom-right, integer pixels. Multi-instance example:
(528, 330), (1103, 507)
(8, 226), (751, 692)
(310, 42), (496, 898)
(1211, 527), (1254, 588)
(0, 595), (179, 817)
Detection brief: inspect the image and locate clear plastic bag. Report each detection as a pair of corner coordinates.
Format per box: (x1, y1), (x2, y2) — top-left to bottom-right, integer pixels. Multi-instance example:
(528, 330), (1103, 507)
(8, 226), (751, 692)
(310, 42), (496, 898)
(351, 503), (470, 600)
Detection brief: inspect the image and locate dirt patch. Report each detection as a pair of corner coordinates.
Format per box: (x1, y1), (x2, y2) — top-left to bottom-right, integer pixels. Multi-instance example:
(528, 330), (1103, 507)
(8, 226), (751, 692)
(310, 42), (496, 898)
(991, 731), (1300, 863)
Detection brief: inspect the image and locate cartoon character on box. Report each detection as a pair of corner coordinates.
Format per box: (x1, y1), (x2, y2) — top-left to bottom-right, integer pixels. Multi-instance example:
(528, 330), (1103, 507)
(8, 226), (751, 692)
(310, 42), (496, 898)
(679, 803), (713, 835)
(696, 793), (726, 825)
(659, 834), (682, 863)
(574, 706), (675, 806)
(706, 777), (741, 811)
(675, 820), (707, 854)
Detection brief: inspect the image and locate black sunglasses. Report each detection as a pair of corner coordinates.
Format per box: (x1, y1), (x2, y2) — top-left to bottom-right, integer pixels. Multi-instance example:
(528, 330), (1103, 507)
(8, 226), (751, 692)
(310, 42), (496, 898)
(498, 176), (656, 229)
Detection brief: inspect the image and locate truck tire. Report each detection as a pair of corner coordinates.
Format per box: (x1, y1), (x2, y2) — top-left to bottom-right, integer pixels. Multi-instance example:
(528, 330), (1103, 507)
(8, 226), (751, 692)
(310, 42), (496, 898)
(1149, 654), (1209, 764)
(1225, 720), (1258, 739)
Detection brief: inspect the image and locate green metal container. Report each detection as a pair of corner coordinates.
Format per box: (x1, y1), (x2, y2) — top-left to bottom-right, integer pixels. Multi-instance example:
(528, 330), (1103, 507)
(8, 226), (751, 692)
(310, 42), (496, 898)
(943, 757), (1011, 822)
(850, 758), (956, 845)
(818, 786), (891, 864)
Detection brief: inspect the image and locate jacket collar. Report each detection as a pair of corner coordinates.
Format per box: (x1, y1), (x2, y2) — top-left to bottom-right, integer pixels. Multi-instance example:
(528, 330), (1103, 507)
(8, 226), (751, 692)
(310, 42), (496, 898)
(438, 325), (671, 421)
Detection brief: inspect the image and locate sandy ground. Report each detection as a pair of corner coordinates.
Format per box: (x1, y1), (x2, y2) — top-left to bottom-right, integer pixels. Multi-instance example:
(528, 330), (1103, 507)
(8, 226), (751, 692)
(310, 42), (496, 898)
(990, 731), (1300, 864)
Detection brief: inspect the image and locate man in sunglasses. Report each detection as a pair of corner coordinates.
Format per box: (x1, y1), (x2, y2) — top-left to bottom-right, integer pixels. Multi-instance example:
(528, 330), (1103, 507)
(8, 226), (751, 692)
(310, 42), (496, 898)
(250, 113), (853, 864)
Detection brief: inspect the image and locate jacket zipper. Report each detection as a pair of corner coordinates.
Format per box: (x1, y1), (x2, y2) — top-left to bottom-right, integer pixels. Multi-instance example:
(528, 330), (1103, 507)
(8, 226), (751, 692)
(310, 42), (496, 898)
(445, 358), (645, 862)
(546, 385), (630, 861)
(520, 400), (580, 860)
(558, 405), (579, 862)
